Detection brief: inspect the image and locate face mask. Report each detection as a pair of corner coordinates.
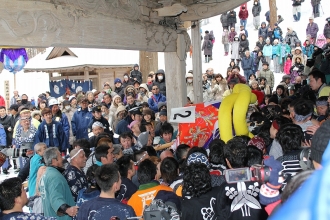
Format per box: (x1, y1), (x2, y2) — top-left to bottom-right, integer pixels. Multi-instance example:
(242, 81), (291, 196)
(255, 2), (257, 5)
(102, 112), (106, 116)
(140, 91), (145, 96)
(157, 75), (163, 81)
(65, 106), (70, 110)
(21, 99), (27, 104)
(187, 79), (193, 83)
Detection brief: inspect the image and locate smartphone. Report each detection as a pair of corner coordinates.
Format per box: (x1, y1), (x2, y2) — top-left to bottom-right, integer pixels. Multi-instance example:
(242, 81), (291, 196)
(224, 168), (251, 183)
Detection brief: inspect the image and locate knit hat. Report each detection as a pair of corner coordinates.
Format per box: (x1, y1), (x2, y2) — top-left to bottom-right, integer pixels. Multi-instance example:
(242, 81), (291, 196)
(159, 109), (167, 117)
(114, 78), (122, 84)
(115, 104), (127, 116)
(187, 152), (210, 167)
(128, 120), (139, 130)
(262, 62), (269, 66)
(136, 132), (150, 150)
(276, 85), (285, 92)
(311, 120), (330, 164)
(248, 137), (266, 151)
(259, 156), (283, 205)
(157, 102), (167, 112)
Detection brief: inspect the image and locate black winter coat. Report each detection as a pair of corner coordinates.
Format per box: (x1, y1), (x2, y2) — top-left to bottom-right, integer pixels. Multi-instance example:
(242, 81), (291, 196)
(220, 13), (228, 27)
(0, 115), (13, 147)
(130, 70), (143, 83)
(227, 11), (237, 24)
(153, 73), (166, 97)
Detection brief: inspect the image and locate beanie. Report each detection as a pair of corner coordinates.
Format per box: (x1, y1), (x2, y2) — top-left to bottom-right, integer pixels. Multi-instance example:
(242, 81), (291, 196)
(248, 136), (266, 151)
(311, 120), (330, 164)
(114, 78), (122, 84)
(268, 96), (278, 105)
(136, 132), (150, 150)
(159, 109), (167, 117)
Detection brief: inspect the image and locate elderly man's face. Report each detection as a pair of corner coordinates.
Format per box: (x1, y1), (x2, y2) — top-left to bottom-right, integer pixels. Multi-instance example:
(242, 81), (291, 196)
(92, 126), (104, 136)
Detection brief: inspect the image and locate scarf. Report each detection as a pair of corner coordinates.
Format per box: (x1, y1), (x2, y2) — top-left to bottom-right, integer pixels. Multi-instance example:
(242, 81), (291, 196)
(15, 122), (37, 148)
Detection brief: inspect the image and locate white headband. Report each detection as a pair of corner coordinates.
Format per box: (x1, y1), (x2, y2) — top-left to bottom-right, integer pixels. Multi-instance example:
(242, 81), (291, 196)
(70, 149), (84, 160)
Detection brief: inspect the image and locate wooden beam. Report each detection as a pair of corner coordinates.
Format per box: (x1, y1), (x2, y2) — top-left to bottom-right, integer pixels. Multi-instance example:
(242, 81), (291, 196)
(165, 33), (187, 118)
(139, 51), (158, 83)
(0, 0), (181, 52)
(180, 0), (249, 21)
(191, 21), (203, 103)
(50, 75), (98, 81)
(269, 0), (277, 29)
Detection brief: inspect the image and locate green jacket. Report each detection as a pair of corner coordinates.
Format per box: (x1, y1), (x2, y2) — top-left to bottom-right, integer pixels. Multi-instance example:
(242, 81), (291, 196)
(39, 166), (75, 220)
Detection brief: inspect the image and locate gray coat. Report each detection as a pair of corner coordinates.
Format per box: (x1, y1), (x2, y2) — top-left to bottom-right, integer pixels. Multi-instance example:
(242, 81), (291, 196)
(252, 4), (261, 17)
(220, 13), (228, 27)
(202, 35), (213, 56)
(285, 30), (300, 48)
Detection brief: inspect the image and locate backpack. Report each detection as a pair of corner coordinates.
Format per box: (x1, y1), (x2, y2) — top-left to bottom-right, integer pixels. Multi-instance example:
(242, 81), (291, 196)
(143, 199), (180, 220)
(207, 40), (212, 49)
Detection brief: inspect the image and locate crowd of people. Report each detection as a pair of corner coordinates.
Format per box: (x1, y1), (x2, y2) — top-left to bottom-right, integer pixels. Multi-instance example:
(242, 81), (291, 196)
(0, 0), (330, 219)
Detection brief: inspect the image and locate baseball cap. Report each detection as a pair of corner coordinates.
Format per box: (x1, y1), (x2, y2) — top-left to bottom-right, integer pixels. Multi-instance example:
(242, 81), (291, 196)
(92, 105), (102, 112)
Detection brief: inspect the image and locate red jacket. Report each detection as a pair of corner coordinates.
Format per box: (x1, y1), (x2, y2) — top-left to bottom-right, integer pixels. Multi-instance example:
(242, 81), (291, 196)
(239, 10), (249, 20)
(0, 96), (5, 107)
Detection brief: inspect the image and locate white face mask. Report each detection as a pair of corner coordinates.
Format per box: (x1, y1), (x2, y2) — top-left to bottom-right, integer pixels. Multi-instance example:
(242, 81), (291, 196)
(255, 2), (257, 5)
(187, 79), (193, 83)
(65, 106), (70, 110)
(157, 75), (163, 81)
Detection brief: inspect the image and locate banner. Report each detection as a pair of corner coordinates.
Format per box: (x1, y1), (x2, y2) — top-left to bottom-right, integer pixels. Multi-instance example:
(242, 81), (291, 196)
(49, 80), (66, 98)
(49, 79), (93, 98)
(178, 101), (221, 149)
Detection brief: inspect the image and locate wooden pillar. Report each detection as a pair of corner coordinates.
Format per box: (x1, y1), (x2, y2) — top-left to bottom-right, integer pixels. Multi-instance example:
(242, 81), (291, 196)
(269, 0), (277, 29)
(139, 51), (158, 83)
(191, 20), (203, 103)
(165, 33), (187, 117)
(84, 66), (89, 81)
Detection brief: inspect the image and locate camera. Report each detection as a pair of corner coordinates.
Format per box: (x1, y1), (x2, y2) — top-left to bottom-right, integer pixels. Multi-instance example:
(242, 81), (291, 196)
(223, 165), (271, 184)
(1, 148), (32, 158)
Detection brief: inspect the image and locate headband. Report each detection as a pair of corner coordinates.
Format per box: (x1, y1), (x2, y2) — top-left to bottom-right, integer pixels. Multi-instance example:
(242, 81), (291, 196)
(20, 109), (30, 115)
(316, 101), (328, 107)
(70, 149), (84, 160)
(294, 113), (313, 122)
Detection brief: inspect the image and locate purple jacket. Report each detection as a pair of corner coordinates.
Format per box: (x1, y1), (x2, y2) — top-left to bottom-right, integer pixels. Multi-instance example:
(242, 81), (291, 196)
(229, 31), (237, 43)
(306, 22), (319, 39)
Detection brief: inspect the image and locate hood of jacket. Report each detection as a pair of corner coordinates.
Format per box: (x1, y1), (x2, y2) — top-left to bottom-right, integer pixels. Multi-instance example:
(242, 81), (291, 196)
(124, 85), (136, 96)
(139, 83), (150, 93)
(111, 94), (121, 106)
(155, 69), (165, 83)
